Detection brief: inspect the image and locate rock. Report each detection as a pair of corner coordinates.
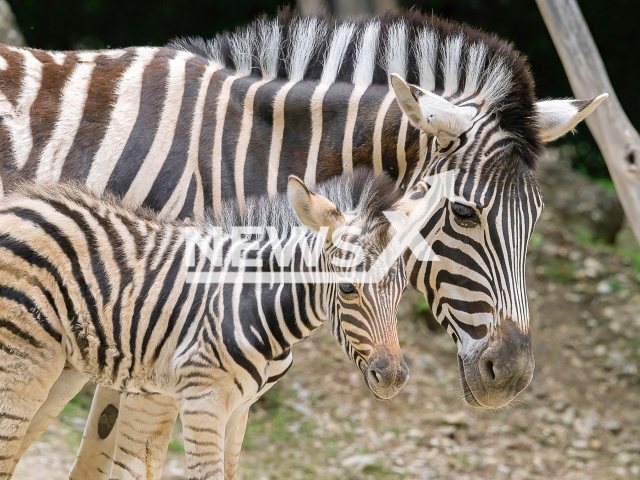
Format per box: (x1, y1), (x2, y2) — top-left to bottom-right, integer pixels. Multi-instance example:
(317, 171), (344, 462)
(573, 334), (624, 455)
(561, 407), (575, 425)
(573, 412), (599, 438)
(583, 258), (606, 278)
(553, 401), (568, 412)
(594, 345), (607, 356)
(441, 412), (469, 426)
(568, 448), (597, 459)
(537, 148), (625, 244)
(341, 454), (380, 470)
(597, 281), (613, 294)
(617, 452), (635, 465)
(293, 403), (312, 416)
(572, 439), (588, 449)
(507, 439), (534, 452)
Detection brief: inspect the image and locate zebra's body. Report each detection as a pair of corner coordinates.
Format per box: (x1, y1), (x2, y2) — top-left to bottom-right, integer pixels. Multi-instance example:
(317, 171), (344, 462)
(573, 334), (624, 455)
(0, 170), (411, 479)
(0, 9), (607, 478)
(0, 36), (420, 220)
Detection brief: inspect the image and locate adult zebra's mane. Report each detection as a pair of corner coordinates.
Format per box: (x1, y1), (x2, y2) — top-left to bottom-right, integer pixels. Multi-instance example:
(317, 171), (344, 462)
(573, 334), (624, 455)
(169, 9), (541, 165)
(213, 168), (402, 239)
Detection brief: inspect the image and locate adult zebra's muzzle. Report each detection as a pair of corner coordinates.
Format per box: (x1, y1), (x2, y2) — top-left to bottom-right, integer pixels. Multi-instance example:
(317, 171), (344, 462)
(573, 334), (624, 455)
(458, 320), (534, 409)
(363, 347), (409, 400)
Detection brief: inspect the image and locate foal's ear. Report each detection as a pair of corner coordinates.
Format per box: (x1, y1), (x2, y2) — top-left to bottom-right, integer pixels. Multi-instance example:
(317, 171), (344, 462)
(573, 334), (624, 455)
(535, 94), (608, 142)
(288, 176), (347, 243)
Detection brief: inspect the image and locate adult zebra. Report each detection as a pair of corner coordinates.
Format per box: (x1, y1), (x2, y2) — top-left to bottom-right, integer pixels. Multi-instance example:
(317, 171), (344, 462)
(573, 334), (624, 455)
(0, 170), (414, 480)
(0, 9), (605, 478)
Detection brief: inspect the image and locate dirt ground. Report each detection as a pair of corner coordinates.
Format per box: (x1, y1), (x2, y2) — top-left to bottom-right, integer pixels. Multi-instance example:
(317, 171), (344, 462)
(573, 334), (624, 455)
(13, 150), (640, 479)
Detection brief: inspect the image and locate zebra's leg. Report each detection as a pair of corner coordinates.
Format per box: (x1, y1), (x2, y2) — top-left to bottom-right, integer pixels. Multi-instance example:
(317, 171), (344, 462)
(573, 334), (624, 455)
(108, 393), (179, 480)
(223, 407), (249, 480)
(180, 395), (229, 480)
(69, 385), (122, 480)
(0, 323), (66, 478)
(8, 367), (87, 476)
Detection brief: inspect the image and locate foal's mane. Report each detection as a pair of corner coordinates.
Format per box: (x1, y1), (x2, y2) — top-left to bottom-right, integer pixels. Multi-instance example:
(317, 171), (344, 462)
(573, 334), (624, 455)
(212, 168), (403, 239)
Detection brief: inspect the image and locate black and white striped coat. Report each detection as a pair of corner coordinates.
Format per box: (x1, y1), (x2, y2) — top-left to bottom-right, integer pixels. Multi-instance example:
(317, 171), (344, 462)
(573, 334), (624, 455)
(0, 170), (411, 480)
(0, 9), (606, 478)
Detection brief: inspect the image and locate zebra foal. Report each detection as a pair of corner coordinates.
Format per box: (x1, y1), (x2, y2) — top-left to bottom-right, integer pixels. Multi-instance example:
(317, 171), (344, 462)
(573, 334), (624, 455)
(0, 169), (415, 479)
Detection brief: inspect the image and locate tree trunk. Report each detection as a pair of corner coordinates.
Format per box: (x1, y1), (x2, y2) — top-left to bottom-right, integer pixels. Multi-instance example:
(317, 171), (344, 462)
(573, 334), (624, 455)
(0, 0), (24, 46)
(536, 0), (640, 243)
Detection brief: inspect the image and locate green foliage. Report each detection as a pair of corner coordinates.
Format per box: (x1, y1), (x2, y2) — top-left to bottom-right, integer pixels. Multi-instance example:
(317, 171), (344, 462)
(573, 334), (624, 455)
(363, 465), (409, 478)
(413, 298), (431, 317)
(243, 388), (319, 451)
(529, 233), (543, 249)
(412, 297), (444, 332)
(168, 437), (185, 453)
(594, 178), (617, 193)
(59, 389), (93, 419)
(544, 260), (576, 284)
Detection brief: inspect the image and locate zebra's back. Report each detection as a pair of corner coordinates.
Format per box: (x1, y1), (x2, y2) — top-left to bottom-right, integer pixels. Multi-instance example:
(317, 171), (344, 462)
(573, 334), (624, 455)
(0, 182), (192, 388)
(0, 45), (214, 214)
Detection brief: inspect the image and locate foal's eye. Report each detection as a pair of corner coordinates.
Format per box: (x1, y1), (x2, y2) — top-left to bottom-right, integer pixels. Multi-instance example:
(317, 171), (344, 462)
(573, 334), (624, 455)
(339, 283), (357, 295)
(451, 202), (475, 219)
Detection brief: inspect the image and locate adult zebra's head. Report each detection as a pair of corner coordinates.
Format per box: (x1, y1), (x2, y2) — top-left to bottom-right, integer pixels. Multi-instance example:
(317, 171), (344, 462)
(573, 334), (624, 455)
(288, 170), (415, 400)
(390, 72), (606, 408)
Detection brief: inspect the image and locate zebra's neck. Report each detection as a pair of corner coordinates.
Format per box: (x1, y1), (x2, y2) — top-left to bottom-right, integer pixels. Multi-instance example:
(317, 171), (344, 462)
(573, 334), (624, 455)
(202, 68), (420, 214)
(185, 229), (330, 364)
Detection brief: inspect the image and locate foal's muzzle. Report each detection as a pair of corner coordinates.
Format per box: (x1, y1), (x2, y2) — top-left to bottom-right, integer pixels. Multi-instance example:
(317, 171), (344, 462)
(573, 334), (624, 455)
(364, 348), (409, 400)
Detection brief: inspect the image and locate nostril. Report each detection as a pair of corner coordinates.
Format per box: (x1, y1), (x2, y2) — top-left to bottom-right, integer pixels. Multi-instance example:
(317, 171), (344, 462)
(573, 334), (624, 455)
(368, 368), (380, 385)
(483, 358), (496, 381)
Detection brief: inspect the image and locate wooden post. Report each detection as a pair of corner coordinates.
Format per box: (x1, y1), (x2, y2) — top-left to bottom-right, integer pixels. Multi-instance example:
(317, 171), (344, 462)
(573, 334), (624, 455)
(536, 0), (640, 243)
(0, 0), (25, 46)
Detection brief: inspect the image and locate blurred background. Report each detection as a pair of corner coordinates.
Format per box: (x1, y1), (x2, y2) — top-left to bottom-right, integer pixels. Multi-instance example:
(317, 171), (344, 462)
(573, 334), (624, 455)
(4, 1), (640, 479)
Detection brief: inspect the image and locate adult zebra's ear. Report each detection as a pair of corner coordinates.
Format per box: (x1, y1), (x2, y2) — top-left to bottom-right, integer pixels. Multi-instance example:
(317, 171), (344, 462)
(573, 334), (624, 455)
(389, 73), (474, 146)
(288, 175), (347, 245)
(535, 94), (608, 142)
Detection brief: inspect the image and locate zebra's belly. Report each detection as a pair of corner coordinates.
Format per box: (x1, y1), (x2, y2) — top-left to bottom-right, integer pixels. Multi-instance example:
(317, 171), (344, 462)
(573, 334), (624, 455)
(61, 328), (173, 395)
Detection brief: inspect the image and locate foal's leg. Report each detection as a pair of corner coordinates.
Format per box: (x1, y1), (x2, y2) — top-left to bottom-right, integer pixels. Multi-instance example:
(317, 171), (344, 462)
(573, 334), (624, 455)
(71, 390), (179, 480)
(69, 385), (122, 480)
(8, 367), (87, 476)
(223, 407), (249, 480)
(179, 393), (229, 480)
(108, 393), (179, 480)
(0, 316), (66, 479)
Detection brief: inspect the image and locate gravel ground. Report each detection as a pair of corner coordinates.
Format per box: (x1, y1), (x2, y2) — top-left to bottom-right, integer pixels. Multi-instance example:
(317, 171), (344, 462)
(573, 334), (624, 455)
(14, 150), (640, 479)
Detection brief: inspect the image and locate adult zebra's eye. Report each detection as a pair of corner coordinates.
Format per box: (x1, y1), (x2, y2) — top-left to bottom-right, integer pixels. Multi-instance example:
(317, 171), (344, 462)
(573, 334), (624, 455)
(451, 202), (475, 219)
(339, 283), (357, 295)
